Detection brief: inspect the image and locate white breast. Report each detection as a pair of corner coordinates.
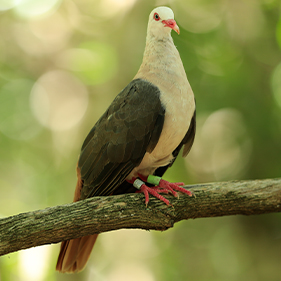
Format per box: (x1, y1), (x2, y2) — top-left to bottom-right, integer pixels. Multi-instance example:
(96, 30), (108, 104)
(126, 34), (195, 180)
(127, 86), (194, 180)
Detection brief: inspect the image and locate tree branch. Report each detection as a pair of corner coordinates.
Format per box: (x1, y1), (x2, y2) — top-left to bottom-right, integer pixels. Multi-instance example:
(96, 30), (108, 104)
(1, 178), (281, 256)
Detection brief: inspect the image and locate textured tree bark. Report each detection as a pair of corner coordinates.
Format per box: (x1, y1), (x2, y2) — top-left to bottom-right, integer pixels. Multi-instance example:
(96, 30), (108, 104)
(0, 178), (281, 256)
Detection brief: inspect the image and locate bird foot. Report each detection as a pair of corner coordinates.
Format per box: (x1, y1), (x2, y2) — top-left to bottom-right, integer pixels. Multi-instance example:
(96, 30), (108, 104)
(137, 184), (171, 206)
(132, 176), (194, 206)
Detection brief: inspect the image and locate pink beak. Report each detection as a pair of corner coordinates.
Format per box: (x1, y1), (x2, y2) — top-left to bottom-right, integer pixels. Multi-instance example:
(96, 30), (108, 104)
(162, 19), (180, 34)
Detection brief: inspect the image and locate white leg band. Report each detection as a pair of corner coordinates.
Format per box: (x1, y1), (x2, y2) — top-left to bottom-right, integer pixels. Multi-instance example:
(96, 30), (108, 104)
(133, 179), (144, 190)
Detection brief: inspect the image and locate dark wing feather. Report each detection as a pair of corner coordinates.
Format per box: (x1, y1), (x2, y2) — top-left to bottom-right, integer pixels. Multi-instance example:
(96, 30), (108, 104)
(182, 110), (196, 157)
(114, 108), (196, 194)
(78, 79), (165, 199)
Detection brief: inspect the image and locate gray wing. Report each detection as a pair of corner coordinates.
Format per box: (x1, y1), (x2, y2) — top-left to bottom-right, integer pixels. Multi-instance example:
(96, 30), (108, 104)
(78, 79), (165, 199)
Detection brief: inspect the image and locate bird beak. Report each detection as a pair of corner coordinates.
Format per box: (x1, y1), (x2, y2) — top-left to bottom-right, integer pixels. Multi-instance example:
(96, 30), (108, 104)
(162, 19), (180, 35)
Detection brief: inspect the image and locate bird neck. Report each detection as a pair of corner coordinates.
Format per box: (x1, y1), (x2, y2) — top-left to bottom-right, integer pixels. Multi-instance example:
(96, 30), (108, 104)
(143, 33), (175, 58)
(135, 34), (184, 82)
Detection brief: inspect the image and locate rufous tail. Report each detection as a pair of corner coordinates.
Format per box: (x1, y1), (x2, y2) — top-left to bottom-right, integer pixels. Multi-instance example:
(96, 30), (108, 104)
(56, 166), (98, 273)
(56, 234), (98, 273)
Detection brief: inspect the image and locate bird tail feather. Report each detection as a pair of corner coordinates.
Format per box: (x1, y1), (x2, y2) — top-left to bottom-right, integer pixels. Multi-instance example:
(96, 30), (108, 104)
(56, 168), (98, 273)
(56, 234), (98, 273)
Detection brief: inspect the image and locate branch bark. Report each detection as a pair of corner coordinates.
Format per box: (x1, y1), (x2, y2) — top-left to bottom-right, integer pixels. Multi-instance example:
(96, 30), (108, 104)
(1, 178), (281, 256)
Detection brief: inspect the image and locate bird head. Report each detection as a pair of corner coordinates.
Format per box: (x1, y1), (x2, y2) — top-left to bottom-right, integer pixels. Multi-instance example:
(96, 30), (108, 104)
(147, 7), (180, 40)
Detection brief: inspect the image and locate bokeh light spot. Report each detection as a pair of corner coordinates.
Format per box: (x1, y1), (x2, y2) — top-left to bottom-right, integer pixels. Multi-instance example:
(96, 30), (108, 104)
(30, 70), (88, 131)
(186, 109), (252, 181)
(99, 0), (137, 17)
(56, 41), (118, 85)
(18, 246), (51, 281)
(13, 0), (62, 19)
(13, 13), (70, 56)
(28, 12), (71, 48)
(173, 1), (221, 33)
(0, 0), (20, 11)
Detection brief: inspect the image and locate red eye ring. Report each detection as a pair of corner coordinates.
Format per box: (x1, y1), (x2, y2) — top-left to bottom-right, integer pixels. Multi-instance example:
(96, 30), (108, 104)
(154, 13), (160, 21)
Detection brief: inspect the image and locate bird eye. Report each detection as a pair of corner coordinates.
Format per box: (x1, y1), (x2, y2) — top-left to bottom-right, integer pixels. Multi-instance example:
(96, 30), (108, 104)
(154, 13), (160, 21)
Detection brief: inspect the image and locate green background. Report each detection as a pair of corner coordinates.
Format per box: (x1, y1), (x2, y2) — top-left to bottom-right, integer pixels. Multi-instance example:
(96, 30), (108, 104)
(1, 0), (281, 280)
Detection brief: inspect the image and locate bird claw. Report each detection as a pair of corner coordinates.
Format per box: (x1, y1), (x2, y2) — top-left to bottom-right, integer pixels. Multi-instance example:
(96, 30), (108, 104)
(139, 185), (171, 206)
(158, 179), (194, 197)
(135, 178), (194, 206)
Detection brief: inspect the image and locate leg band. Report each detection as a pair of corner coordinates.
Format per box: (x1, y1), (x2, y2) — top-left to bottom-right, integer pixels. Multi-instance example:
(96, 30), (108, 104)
(133, 179), (144, 190)
(147, 175), (161, 185)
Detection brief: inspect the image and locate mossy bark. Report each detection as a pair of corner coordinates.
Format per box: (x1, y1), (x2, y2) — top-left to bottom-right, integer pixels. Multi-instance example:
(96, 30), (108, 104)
(0, 178), (281, 256)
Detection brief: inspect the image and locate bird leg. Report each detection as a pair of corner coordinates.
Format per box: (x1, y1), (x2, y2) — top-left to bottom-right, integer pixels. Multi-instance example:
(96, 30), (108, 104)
(131, 175), (194, 206)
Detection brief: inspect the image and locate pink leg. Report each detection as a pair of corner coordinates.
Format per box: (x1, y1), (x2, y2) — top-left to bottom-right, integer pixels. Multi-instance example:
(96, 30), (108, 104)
(139, 185), (171, 206)
(130, 176), (194, 206)
(158, 179), (194, 197)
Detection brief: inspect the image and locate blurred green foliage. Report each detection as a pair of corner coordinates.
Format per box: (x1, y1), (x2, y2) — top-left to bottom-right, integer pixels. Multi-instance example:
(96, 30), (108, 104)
(1, 0), (281, 280)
